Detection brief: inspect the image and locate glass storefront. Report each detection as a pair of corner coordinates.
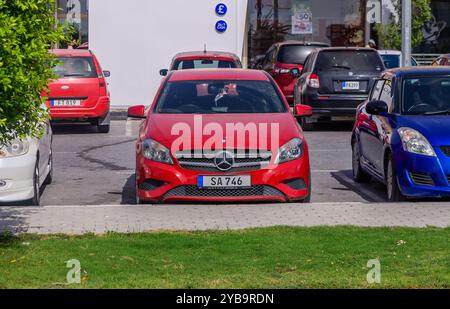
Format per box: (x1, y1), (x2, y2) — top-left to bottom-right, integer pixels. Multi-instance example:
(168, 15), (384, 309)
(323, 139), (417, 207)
(247, 0), (368, 63)
(56, 0), (89, 48)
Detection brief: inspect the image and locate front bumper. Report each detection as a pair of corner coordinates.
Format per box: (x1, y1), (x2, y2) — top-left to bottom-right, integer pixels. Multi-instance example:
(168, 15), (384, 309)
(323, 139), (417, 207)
(49, 96), (110, 120)
(136, 156), (311, 203)
(395, 147), (450, 198)
(0, 154), (36, 203)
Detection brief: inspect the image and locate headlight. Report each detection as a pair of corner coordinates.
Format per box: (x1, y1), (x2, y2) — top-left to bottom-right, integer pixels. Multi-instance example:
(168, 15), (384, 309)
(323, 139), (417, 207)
(275, 138), (303, 164)
(0, 140), (30, 158)
(142, 139), (173, 164)
(398, 127), (436, 157)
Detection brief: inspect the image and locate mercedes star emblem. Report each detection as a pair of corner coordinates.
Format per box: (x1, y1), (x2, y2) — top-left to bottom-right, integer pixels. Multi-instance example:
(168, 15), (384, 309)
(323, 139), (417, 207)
(214, 151), (235, 171)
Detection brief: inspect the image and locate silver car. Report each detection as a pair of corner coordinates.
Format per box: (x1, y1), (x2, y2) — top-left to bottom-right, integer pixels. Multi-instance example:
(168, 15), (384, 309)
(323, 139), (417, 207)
(0, 125), (53, 205)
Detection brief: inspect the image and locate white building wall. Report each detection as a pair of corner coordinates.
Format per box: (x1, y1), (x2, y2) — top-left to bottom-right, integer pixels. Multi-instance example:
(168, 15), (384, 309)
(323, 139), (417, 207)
(89, 0), (248, 107)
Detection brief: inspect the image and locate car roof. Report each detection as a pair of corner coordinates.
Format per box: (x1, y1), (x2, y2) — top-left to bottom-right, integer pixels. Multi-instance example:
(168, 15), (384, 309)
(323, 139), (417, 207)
(50, 49), (93, 57)
(173, 51), (240, 61)
(318, 47), (377, 52)
(168, 69), (270, 82)
(275, 40), (329, 47)
(385, 66), (450, 77)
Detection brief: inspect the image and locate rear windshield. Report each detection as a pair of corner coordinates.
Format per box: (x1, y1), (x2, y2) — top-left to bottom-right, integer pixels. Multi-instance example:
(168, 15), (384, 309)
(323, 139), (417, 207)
(154, 80), (287, 114)
(277, 45), (326, 64)
(173, 59), (238, 70)
(316, 50), (384, 72)
(53, 56), (98, 78)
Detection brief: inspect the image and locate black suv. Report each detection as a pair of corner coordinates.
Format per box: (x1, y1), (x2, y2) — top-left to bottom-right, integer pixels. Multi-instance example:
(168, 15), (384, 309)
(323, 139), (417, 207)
(293, 47), (384, 129)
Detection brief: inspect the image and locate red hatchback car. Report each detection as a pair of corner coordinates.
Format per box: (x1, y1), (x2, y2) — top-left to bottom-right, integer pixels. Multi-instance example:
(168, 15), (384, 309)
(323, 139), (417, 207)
(260, 41), (329, 104)
(44, 49), (111, 133)
(159, 51), (242, 76)
(128, 69), (313, 204)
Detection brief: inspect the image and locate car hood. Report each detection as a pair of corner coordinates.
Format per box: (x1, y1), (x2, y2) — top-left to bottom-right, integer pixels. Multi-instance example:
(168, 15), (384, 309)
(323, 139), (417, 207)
(145, 113), (302, 151)
(397, 115), (450, 146)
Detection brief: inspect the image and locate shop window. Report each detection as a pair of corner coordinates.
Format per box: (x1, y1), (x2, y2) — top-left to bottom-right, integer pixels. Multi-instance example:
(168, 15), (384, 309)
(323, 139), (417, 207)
(247, 0), (367, 65)
(57, 0), (89, 48)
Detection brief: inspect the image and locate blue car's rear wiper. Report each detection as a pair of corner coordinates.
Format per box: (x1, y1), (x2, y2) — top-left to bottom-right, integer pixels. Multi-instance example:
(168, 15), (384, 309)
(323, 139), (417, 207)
(424, 109), (450, 115)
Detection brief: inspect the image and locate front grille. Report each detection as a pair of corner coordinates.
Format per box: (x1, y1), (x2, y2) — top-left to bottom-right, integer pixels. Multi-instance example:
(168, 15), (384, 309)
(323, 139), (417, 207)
(409, 172), (435, 187)
(441, 146), (450, 157)
(163, 185), (284, 198)
(177, 150), (272, 173)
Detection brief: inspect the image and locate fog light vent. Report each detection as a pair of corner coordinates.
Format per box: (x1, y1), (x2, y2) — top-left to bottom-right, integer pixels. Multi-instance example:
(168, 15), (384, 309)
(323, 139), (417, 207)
(0, 180), (7, 188)
(283, 178), (306, 190)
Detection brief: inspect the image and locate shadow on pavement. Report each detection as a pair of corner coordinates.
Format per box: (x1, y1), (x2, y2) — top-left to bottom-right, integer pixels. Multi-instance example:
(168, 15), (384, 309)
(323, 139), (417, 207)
(51, 123), (99, 135)
(121, 174), (136, 205)
(0, 206), (32, 235)
(331, 170), (387, 203)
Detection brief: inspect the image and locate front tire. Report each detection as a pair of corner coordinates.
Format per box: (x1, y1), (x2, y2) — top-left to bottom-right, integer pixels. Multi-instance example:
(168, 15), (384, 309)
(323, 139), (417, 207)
(299, 117), (314, 131)
(29, 161), (40, 206)
(352, 142), (371, 183)
(386, 156), (406, 202)
(97, 124), (110, 134)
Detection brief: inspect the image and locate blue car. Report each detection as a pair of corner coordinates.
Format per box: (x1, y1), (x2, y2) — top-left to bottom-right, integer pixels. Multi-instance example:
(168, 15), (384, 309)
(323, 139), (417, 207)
(352, 67), (450, 201)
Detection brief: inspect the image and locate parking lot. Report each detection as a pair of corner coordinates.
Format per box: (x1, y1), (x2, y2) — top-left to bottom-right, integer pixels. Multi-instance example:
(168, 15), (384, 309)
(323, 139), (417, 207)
(38, 120), (388, 206)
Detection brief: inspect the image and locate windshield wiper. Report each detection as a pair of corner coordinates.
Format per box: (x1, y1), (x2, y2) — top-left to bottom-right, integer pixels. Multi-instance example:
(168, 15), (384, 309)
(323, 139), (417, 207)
(330, 65), (351, 70)
(424, 109), (450, 115)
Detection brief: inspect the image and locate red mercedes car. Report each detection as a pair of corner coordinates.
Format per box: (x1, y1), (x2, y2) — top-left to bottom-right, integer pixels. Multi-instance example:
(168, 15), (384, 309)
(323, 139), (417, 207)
(44, 49), (111, 133)
(128, 69), (312, 203)
(159, 51), (242, 76)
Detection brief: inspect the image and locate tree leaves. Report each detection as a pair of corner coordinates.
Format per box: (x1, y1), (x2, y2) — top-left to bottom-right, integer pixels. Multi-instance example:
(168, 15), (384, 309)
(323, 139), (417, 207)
(0, 0), (70, 145)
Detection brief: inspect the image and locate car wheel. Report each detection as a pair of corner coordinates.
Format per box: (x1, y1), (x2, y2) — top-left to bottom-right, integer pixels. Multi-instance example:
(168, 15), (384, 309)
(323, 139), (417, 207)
(44, 149), (53, 185)
(29, 161), (40, 206)
(299, 117), (314, 131)
(386, 156), (406, 202)
(97, 124), (110, 134)
(352, 142), (371, 183)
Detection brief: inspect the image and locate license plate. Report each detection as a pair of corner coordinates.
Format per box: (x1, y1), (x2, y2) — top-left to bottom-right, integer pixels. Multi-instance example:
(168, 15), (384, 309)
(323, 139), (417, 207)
(51, 99), (81, 107)
(198, 175), (251, 189)
(342, 81), (360, 90)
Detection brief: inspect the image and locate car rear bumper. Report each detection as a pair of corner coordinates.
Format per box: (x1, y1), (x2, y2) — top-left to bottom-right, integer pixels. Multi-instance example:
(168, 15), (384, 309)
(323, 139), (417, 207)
(303, 94), (367, 118)
(136, 156), (311, 203)
(49, 96), (110, 120)
(0, 154), (36, 203)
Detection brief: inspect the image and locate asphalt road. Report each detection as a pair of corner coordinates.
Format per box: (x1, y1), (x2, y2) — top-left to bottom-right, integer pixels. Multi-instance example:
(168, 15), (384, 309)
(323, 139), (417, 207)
(39, 120), (388, 206)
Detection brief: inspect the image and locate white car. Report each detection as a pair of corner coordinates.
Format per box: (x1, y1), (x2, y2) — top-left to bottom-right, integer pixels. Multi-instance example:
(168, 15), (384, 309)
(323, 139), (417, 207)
(378, 50), (418, 69)
(0, 125), (53, 206)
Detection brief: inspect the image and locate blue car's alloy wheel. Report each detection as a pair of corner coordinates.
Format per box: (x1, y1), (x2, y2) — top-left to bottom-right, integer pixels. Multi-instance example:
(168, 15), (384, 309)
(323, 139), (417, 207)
(352, 142), (371, 183)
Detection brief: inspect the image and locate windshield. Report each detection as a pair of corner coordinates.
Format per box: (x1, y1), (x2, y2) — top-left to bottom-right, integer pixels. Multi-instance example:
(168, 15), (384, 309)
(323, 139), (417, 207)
(316, 50), (384, 72)
(277, 45), (326, 64)
(173, 59), (238, 70)
(402, 77), (450, 115)
(53, 56), (98, 78)
(154, 80), (287, 114)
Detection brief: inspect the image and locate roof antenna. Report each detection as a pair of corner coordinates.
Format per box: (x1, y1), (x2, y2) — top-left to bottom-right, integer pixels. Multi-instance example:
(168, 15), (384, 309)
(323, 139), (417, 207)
(204, 44), (207, 54)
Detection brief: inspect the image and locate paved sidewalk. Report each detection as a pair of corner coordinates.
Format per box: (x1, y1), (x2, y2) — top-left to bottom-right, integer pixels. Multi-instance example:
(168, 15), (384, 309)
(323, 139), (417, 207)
(1, 202), (449, 235)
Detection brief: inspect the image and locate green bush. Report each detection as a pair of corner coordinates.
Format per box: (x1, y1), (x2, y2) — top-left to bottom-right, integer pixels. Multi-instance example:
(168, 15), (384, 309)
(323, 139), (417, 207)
(0, 0), (69, 145)
(375, 0), (432, 50)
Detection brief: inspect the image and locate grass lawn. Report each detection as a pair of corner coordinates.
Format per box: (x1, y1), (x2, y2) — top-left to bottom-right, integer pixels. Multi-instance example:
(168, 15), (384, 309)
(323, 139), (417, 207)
(0, 227), (449, 289)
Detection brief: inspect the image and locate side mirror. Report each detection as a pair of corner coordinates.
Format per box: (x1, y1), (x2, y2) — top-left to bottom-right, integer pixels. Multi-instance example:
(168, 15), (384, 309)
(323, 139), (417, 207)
(290, 68), (301, 78)
(128, 105), (146, 119)
(160, 69), (169, 76)
(366, 100), (388, 115)
(295, 104), (313, 117)
(103, 70), (111, 78)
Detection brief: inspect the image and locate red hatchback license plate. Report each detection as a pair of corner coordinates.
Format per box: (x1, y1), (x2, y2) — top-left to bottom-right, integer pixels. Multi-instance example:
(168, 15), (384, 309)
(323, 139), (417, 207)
(51, 99), (81, 107)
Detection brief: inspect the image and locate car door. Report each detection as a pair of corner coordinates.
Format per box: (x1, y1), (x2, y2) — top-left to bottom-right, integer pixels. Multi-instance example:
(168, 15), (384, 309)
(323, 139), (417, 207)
(358, 79), (384, 173)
